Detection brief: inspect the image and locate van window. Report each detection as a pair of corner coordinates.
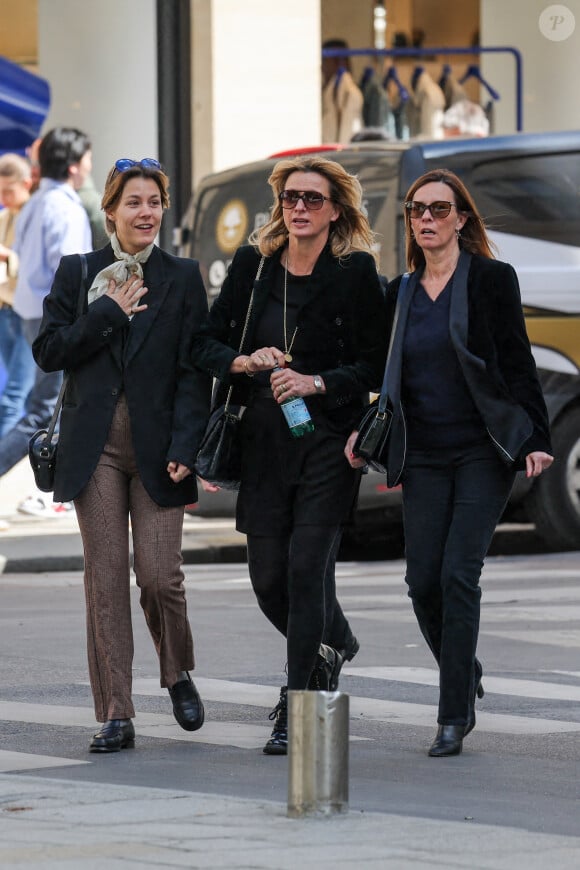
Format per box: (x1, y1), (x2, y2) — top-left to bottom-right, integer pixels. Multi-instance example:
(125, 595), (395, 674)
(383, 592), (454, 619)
(469, 153), (580, 247)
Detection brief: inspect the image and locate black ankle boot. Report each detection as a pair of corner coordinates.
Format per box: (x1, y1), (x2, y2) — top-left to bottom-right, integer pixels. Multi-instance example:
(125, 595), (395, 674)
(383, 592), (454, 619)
(465, 659), (485, 737)
(428, 724), (465, 757)
(263, 686), (288, 755)
(338, 635), (360, 663)
(307, 643), (343, 691)
(475, 657), (485, 699)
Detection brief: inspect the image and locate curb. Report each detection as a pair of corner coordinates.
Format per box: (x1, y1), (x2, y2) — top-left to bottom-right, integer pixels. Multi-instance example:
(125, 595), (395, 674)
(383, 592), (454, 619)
(0, 543), (248, 575)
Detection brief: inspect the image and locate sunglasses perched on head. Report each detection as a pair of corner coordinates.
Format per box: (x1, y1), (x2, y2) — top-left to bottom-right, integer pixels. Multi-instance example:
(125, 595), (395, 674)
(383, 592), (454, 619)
(114, 158), (162, 173)
(404, 200), (457, 219)
(279, 189), (332, 210)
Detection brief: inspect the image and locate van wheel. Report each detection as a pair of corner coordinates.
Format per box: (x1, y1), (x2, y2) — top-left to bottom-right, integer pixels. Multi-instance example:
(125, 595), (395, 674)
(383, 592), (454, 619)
(527, 407), (580, 550)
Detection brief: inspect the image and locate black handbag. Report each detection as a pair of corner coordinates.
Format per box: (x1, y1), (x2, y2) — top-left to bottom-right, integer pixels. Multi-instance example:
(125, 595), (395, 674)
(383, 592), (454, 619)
(28, 254), (88, 493)
(194, 256), (265, 490)
(193, 401), (245, 490)
(353, 272), (410, 474)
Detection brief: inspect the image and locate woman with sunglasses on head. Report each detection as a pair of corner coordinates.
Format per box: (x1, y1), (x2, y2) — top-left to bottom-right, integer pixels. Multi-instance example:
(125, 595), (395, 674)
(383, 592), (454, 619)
(33, 158), (211, 752)
(346, 168), (553, 757)
(192, 156), (387, 755)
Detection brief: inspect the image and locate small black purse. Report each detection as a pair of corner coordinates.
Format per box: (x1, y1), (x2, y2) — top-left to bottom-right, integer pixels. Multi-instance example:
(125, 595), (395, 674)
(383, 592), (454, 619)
(194, 256), (265, 490)
(28, 254), (88, 493)
(353, 403), (393, 474)
(353, 272), (409, 474)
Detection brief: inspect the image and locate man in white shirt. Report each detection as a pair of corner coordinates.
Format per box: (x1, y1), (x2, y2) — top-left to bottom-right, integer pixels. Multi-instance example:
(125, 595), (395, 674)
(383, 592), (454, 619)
(0, 127), (92, 482)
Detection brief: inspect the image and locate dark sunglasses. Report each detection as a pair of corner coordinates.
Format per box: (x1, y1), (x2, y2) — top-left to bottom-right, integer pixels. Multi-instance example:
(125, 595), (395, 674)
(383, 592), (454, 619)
(404, 200), (457, 219)
(280, 189), (332, 210)
(114, 158), (162, 173)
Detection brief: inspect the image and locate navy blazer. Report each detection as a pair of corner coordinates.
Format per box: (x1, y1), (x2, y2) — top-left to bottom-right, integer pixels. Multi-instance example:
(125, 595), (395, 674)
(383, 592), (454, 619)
(33, 244), (212, 506)
(384, 252), (552, 485)
(191, 244), (388, 432)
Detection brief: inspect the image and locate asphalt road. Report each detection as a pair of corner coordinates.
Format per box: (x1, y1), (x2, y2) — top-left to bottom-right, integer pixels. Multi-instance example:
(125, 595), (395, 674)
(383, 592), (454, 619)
(1, 550), (579, 841)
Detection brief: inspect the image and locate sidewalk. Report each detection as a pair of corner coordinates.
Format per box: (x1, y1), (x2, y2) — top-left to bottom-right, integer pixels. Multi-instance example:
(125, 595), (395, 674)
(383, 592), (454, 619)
(0, 772), (578, 869)
(0, 458), (247, 574)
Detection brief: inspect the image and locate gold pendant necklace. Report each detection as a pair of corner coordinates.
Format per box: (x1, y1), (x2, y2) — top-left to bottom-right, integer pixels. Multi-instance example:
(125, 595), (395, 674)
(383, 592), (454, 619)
(283, 255), (299, 363)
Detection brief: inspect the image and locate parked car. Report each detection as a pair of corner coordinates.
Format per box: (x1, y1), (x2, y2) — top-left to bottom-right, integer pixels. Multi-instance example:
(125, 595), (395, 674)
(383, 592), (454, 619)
(180, 132), (580, 550)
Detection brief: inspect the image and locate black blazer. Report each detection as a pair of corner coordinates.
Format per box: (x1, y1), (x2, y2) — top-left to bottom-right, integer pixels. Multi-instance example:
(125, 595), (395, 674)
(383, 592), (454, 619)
(33, 244), (212, 506)
(190, 244), (388, 432)
(384, 252), (552, 484)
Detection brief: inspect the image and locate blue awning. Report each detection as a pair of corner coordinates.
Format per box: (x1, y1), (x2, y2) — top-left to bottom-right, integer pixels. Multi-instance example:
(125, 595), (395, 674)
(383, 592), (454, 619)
(0, 55), (50, 154)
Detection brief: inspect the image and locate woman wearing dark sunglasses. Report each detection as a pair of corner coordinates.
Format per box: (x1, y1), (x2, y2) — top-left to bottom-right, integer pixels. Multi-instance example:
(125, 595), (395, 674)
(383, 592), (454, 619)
(347, 168), (553, 757)
(33, 158), (211, 752)
(192, 156), (387, 755)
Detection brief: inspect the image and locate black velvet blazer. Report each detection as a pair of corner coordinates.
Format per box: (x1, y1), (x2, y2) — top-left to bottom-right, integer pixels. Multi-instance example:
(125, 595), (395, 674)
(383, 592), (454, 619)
(384, 252), (552, 484)
(33, 244), (212, 506)
(190, 244), (388, 433)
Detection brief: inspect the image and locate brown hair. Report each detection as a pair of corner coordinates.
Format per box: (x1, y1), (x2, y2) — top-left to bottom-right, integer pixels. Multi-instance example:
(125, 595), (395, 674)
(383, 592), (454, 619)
(403, 168), (496, 270)
(250, 155), (378, 267)
(101, 163), (170, 235)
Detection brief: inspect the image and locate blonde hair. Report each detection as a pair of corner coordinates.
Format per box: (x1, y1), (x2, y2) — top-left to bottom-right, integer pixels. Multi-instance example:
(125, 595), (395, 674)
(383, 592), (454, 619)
(404, 168), (495, 270)
(250, 156), (378, 267)
(0, 153), (31, 182)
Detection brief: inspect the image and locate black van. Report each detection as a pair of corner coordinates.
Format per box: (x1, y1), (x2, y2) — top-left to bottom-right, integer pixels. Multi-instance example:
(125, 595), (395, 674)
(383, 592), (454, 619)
(180, 132), (580, 550)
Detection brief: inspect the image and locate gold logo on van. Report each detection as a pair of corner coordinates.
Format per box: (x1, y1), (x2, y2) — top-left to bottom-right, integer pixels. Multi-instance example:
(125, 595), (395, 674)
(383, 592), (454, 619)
(216, 199), (249, 254)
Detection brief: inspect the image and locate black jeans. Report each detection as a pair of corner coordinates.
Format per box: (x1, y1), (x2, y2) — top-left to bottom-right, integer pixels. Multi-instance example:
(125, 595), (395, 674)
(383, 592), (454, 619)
(402, 440), (516, 726)
(247, 526), (354, 689)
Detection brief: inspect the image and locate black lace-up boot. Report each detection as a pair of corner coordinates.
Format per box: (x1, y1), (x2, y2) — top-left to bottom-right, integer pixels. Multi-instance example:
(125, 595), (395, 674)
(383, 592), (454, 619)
(263, 686), (288, 755)
(307, 643), (343, 691)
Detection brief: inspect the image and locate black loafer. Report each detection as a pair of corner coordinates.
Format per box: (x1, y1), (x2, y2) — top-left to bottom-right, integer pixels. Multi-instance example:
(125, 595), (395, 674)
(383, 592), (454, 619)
(428, 724), (465, 757)
(89, 718), (135, 753)
(169, 674), (205, 731)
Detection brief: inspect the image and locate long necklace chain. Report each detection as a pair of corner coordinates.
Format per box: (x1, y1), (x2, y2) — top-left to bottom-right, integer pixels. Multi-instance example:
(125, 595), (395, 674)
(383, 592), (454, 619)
(283, 256), (299, 363)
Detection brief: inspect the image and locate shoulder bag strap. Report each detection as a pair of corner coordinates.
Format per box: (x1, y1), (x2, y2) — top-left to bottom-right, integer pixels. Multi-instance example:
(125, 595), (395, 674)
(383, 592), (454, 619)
(223, 254), (265, 412)
(43, 254), (89, 443)
(377, 271), (410, 414)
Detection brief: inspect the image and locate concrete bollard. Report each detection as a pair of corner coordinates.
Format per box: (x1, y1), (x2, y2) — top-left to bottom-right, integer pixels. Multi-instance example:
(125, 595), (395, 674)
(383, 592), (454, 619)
(287, 690), (349, 817)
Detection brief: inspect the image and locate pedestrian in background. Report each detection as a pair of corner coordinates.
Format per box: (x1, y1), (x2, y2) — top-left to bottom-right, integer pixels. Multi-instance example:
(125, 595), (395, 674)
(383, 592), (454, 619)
(347, 168), (553, 757)
(0, 154), (35, 439)
(0, 128), (92, 520)
(192, 155), (387, 755)
(33, 157), (211, 753)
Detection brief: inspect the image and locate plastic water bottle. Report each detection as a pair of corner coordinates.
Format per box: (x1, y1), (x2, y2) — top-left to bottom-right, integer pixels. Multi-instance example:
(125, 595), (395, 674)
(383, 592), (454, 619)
(274, 367), (315, 438)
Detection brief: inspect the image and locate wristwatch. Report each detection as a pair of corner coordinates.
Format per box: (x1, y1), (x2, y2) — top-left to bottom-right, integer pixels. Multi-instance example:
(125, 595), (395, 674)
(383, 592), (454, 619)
(313, 375), (324, 393)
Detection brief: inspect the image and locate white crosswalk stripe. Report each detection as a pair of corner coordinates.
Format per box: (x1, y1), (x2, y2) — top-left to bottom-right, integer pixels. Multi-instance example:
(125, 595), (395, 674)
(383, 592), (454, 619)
(131, 676), (580, 735)
(1, 557), (579, 771)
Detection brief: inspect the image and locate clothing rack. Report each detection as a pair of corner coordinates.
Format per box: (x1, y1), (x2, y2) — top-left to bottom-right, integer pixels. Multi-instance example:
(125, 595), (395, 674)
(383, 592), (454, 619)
(322, 46), (523, 131)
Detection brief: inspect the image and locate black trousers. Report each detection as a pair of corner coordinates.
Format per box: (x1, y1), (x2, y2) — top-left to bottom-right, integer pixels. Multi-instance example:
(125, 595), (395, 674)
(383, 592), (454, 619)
(247, 527), (355, 689)
(241, 397), (359, 690)
(402, 440), (516, 726)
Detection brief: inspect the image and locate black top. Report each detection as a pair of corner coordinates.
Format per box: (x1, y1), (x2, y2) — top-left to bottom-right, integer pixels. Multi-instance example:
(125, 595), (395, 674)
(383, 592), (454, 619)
(383, 254), (551, 481)
(402, 280), (486, 449)
(251, 264), (311, 386)
(191, 244), (388, 432)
